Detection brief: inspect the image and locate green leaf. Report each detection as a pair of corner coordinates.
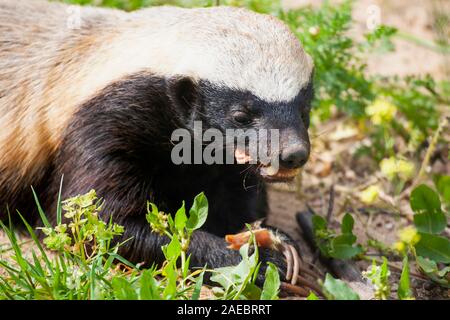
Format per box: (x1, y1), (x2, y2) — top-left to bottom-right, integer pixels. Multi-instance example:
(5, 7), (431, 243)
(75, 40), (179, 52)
(112, 277), (138, 300)
(435, 175), (450, 206)
(140, 270), (160, 300)
(167, 214), (174, 231)
(162, 260), (178, 299)
(145, 202), (159, 225)
(411, 185), (446, 234)
(415, 233), (450, 263)
(341, 213), (354, 234)
(31, 186), (51, 228)
(437, 267), (450, 278)
(260, 262), (280, 300)
(414, 212), (447, 235)
(312, 215), (327, 231)
(242, 283), (262, 300)
(164, 236), (181, 261)
(186, 192), (208, 231)
(191, 271), (205, 300)
(210, 243), (259, 297)
(330, 234), (362, 259)
(398, 256), (413, 300)
(380, 257), (390, 282)
(16, 212), (53, 272)
(411, 185), (442, 213)
(210, 266), (236, 292)
(416, 256), (450, 286)
(323, 274), (360, 300)
(416, 256), (438, 274)
(306, 292), (319, 300)
(312, 213), (364, 260)
(183, 255), (191, 279)
(56, 175), (64, 225)
(174, 201), (187, 232)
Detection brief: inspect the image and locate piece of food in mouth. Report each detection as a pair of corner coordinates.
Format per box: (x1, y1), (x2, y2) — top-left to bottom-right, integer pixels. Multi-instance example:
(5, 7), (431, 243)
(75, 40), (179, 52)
(260, 166), (301, 179)
(234, 148), (300, 181)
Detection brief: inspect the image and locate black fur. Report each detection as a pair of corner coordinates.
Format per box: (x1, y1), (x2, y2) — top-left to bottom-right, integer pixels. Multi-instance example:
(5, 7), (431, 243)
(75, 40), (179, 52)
(12, 71), (314, 282)
(45, 72), (269, 269)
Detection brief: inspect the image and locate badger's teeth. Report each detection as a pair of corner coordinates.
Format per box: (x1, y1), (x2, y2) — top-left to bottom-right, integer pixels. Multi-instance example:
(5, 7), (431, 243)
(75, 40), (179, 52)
(265, 166), (279, 176)
(234, 148), (252, 164)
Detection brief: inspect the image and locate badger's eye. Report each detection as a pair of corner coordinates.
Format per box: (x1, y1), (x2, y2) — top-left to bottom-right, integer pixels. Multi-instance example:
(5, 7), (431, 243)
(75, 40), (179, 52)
(233, 111), (252, 125)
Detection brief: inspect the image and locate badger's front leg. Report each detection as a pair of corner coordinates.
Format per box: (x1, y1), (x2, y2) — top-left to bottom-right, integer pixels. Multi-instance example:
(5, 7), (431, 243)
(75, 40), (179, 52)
(46, 174), (245, 273)
(201, 171), (303, 285)
(47, 160), (296, 286)
(113, 214), (246, 271)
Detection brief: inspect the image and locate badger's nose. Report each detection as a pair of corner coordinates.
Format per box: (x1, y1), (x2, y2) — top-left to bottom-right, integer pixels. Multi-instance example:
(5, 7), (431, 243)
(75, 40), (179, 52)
(280, 145), (310, 169)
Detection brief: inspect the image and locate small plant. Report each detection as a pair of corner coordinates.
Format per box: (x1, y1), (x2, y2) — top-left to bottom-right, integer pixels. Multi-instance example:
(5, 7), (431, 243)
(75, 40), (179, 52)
(0, 189), (282, 300)
(313, 213), (363, 260)
(40, 190), (124, 259)
(0, 191), (208, 299)
(362, 258), (391, 300)
(311, 183), (449, 299)
(401, 184), (450, 288)
(0, 189), (133, 300)
(145, 192), (208, 298)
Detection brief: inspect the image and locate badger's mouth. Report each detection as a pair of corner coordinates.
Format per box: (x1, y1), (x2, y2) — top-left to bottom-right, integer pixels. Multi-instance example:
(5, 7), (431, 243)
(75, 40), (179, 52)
(259, 166), (300, 182)
(234, 148), (300, 183)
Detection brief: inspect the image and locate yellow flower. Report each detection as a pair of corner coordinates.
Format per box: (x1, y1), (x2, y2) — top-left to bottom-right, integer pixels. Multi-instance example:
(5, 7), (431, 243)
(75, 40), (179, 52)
(380, 157), (397, 180)
(359, 185), (381, 204)
(366, 98), (397, 125)
(393, 241), (405, 253)
(398, 226), (421, 246)
(380, 157), (415, 181)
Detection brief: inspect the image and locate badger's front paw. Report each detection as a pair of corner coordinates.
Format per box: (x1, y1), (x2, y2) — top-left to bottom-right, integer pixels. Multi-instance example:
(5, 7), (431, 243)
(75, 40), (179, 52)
(225, 224), (302, 285)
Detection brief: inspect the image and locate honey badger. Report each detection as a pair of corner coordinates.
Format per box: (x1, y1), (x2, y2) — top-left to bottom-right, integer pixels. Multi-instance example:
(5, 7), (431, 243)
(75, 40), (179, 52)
(0, 0), (314, 284)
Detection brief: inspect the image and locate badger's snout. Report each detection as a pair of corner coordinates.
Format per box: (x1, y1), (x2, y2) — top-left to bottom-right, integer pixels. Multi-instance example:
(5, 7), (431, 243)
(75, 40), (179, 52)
(278, 126), (310, 169)
(279, 143), (310, 169)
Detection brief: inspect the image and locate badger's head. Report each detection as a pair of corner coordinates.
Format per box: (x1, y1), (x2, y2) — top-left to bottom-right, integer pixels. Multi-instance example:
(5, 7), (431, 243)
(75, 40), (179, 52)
(164, 7), (314, 182)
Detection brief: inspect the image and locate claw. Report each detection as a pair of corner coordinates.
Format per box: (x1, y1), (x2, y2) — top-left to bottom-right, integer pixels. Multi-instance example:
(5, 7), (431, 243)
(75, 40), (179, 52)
(280, 282), (309, 297)
(281, 243), (302, 285)
(293, 274), (325, 297)
(288, 244), (301, 285)
(225, 227), (307, 287)
(281, 244), (294, 281)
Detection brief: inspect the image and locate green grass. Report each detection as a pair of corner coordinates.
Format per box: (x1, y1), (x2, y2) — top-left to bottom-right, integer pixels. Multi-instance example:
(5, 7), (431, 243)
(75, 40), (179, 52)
(0, 190), (283, 300)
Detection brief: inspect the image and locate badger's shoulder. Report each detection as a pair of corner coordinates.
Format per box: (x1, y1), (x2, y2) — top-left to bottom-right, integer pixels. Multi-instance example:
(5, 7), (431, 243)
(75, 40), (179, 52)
(0, 0), (128, 188)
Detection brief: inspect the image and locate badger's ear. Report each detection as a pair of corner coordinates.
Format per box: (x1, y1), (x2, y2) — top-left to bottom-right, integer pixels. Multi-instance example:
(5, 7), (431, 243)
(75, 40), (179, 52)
(167, 76), (199, 118)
